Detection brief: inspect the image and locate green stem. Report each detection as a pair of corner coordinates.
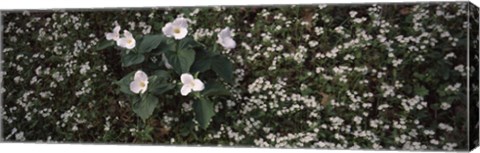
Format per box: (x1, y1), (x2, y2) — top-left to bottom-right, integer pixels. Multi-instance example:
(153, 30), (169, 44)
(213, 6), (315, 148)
(213, 44), (218, 54)
(175, 40), (180, 52)
(193, 92), (202, 100)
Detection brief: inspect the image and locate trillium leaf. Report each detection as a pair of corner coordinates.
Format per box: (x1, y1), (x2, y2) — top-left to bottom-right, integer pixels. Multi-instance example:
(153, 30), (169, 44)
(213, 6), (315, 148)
(139, 35), (165, 53)
(95, 40), (114, 51)
(211, 55), (234, 84)
(191, 49), (213, 73)
(116, 72), (136, 95)
(150, 83), (175, 96)
(152, 70), (171, 81)
(202, 81), (230, 97)
(179, 37), (203, 49)
(193, 98), (215, 129)
(151, 40), (174, 56)
(165, 48), (195, 75)
(132, 94), (158, 122)
(147, 71), (174, 96)
(122, 53), (145, 67)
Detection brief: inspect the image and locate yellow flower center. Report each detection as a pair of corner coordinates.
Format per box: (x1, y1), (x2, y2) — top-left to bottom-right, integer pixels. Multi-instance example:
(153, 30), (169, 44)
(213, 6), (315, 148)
(139, 81), (146, 87)
(173, 28), (181, 34)
(127, 39), (134, 45)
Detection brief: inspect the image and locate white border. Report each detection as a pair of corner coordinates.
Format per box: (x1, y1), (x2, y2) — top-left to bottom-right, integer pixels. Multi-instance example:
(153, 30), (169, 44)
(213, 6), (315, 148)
(0, 0), (479, 153)
(0, 0), (473, 10)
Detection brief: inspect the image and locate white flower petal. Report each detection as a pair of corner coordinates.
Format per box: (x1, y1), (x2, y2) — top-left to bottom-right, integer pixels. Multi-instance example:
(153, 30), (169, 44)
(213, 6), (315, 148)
(217, 27), (236, 49)
(173, 27), (188, 40)
(140, 81), (148, 94)
(125, 38), (136, 49)
(113, 25), (121, 34)
(192, 79), (205, 91)
(134, 70), (148, 82)
(173, 17), (189, 28)
(180, 85), (192, 96)
(221, 37), (236, 49)
(180, 73), (194, 84)
(129, 80), (143, 94)
(162, 23), (174, 37)
(219, 27), (232, 38)
(118, 38), (128, 47)
(105, 32), (115, 40)
(123, 30), (133, 38)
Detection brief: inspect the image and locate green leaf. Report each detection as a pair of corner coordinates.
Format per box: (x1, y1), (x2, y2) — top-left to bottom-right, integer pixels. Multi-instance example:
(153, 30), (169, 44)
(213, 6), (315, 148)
(211, 55), (234, 84)
(116, 72), (136, 95)
(151, 83), (175, 96)
(202, 81), (230, 97)
(152, 70), (171, 81)
(193, 98), (215, 129)
(139, 35), (165, 53)
(132, 94), (159, 122)
(165, 48), (195, 74)
(95, 40), (114, 51)
(415, 85), (429, 96)
(151, 40), (174, 56)
(147, 72), (174, 96)
(122, 53), (145, 67)
(191, 49), (213, 73)
(179, 37), (203, 49)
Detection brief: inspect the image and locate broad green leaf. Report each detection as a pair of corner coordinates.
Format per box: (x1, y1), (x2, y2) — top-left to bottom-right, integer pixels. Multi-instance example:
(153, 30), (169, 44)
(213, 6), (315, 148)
(179, 37), (203, 49)
(415, 85), (429, 96)
(193, 98), (215, 129)
(151, 40), (174, 55)
(211, 55), (234, 84)
(139, 35), (165, 53)
(147, 72), (174, 96)
(165, 48), (195, 74)
(132, 94), (159, 122)
(191, 49), (213, 73)
(202, 81), (230, 97)
(152, 70), (171, 81)
(122, 53), (145, 67)
(95, 40), (114, 51)
(116, 71), (136, 95)
(150, 83), (175, 96)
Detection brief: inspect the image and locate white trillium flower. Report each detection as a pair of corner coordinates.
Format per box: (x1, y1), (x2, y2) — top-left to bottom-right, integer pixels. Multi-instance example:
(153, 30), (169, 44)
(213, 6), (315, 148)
(162, 17), (189, 40)
(118, 30), (136, 49)
(105, 25), (121, 42)
(129, 70), (149, 94)
(180, 73), (204, 96)
(217, 27), (236, 49)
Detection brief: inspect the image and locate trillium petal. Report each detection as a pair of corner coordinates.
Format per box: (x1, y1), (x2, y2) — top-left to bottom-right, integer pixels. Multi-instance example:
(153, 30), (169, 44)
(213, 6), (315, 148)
(105, 32), (115, 40)
(129, 80), (143, 94)
(192, 79), (205, 91)
(217, 27), (236, 49)
(123, 30), (133, 39)
(173, 17), (189, 28)
(139, 81), (148, 94)
(219, 27), (232, 38)
(180, 73), (194, 84)
(113, 25), (121, 34)
(173, 28), (188, 40)
(118, 38), (129, 47)
(134, 70), (148, 82)
(180, 85), (192, 96)
(162, 23), (174, 37)
(126, 38), (136, 49)
(221, 37), (236, 49)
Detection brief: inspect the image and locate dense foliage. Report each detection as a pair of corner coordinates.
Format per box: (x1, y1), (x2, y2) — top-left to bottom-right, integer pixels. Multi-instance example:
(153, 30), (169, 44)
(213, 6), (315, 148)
(1, 2), (477, 151)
